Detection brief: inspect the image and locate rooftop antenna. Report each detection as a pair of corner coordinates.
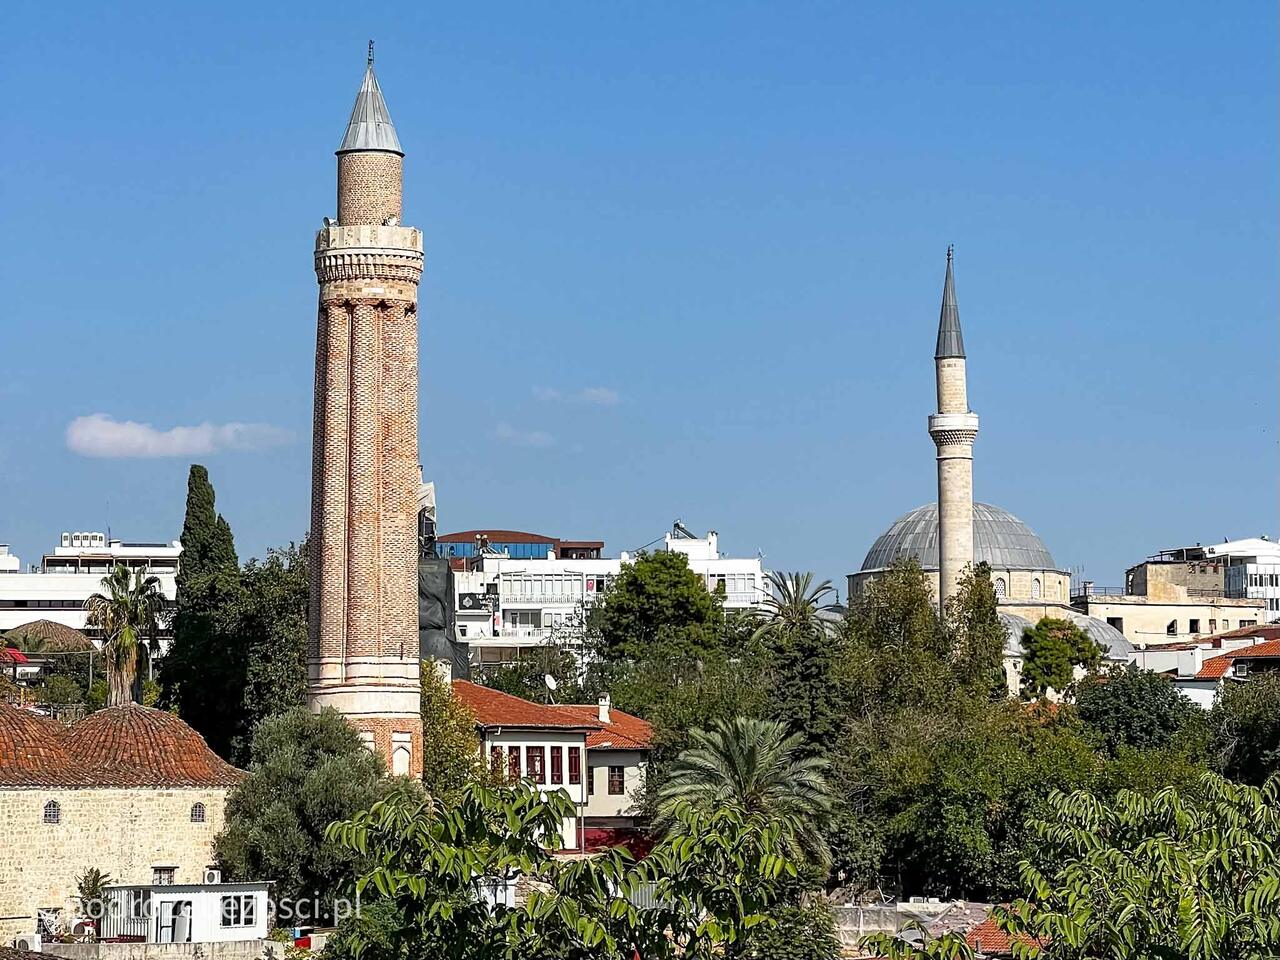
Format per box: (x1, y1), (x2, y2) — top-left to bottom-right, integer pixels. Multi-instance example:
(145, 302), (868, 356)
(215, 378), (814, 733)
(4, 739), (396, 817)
(367, 39), (375, 67)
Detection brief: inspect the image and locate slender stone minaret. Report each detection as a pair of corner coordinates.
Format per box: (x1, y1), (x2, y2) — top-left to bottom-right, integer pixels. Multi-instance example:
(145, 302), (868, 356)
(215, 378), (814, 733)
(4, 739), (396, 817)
(928, 246), (979, 614)
(309, 44), (423, 777)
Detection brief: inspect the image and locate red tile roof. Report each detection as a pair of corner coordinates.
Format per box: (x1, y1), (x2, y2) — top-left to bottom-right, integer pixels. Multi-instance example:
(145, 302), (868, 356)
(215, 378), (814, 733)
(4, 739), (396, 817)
(452, 681), (598, 731)
(548, 705), (653, 750)
(452, 683), (653, 750)
(0, 648), (30, 664)
(0, 703), (96, 787)
(965, 915), (1038, 957)
(4, 619), (95, 652)
(0, 702), (243, 789)
(62, 705), (244, 788)
(1197, 639), (1280, 679)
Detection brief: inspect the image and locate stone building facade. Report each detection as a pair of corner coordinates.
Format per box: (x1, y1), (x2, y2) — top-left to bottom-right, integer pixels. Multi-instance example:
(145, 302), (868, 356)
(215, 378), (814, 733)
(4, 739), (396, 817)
(0, 704), (242, 940)
(308, 52), (423, 777)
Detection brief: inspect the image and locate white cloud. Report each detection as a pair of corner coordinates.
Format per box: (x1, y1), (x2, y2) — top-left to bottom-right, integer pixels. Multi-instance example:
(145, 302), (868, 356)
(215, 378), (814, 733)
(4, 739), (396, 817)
(532, 386), (620, 406)
(578, 387), (619, 406)
(494, 421), (555, 448)
(66, 413), (293, 459)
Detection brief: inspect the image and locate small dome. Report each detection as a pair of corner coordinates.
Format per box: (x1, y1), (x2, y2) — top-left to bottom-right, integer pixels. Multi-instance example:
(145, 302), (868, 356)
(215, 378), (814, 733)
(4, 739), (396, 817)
(62, 705), (243, 788)
(862, 502), (1058, 573)
(5, 619), (95, 652)
(999, 611), (1134, 662)
(0, 702), (93, 787)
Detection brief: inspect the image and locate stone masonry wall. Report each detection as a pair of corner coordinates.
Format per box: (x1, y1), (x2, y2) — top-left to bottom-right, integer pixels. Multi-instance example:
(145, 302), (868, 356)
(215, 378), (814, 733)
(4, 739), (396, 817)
(0, 787), (227, 939)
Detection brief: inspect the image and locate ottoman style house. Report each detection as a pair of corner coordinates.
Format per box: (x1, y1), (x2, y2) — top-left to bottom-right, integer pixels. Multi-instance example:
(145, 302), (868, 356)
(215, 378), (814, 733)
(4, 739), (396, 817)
(0, 703), (243, 941)
(307, 46), (424, 777)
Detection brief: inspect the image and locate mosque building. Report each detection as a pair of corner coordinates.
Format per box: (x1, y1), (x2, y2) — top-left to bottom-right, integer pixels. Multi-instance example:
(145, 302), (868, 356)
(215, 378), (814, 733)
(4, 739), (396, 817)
(847, 250), (1133, 690)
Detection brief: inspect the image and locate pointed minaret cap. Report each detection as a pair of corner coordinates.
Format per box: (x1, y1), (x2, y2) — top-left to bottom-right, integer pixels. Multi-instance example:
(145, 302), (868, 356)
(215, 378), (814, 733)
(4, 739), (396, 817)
(934, 244), (966, 359)
(337, 42), (403, 156)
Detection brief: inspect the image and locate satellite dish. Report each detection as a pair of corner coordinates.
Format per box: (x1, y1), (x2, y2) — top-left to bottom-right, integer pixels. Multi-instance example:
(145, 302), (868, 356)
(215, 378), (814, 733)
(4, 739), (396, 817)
(544, 674), (558, 691)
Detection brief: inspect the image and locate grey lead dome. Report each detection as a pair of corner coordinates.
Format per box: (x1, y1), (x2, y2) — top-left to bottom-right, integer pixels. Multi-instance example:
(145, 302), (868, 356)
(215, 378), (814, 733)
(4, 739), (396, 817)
(861, 502), (1057, 573)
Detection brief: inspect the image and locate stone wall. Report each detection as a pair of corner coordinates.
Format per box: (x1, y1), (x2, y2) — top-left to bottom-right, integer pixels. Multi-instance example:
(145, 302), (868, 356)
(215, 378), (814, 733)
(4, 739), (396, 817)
(0, 787), (227, 939)
(46, 939), (264, 960)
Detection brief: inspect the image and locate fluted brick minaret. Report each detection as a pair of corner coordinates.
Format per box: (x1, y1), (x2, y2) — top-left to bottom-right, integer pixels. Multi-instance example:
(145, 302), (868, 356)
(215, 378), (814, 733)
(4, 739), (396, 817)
(928, 246), (979, 614)
(309, 45), (423, 777)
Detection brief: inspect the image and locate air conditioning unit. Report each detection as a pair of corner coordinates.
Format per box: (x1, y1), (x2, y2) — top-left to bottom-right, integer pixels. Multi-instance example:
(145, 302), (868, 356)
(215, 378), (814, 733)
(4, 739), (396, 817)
(14, 934), (42, 952)
(70, 919), (95, 940)
(203, 868), (222, 885)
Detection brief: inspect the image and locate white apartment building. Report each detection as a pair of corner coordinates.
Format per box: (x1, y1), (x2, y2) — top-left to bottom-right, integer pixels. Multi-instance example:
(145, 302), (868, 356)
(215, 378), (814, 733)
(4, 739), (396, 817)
(449, 524), (768, 666)
(1211, 537), (1280, 620)
(0, 531), (181, 640)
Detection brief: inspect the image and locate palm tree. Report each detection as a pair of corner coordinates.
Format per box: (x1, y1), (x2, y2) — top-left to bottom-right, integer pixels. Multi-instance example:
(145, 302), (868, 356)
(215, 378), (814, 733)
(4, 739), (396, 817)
(85, 565), (166, 707)
(751, 571), (839, 645)
(656, 715), (832, 867)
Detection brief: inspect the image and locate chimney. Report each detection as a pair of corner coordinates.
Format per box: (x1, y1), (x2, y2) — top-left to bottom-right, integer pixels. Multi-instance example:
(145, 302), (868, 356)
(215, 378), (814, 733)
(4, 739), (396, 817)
(597, 694), (611, 724)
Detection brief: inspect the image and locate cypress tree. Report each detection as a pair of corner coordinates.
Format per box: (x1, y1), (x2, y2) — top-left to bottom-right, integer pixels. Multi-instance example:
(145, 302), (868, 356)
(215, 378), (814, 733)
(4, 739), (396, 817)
(163, 464), (243, 757)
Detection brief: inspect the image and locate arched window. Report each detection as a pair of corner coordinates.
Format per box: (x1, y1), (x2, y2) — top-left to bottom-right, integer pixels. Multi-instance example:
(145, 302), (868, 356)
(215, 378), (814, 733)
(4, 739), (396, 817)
(1032, 577), (1042, 599)
(43, 800), (61, 824)
(994, 577), (1007, 599)
(190, 803), (206, 824)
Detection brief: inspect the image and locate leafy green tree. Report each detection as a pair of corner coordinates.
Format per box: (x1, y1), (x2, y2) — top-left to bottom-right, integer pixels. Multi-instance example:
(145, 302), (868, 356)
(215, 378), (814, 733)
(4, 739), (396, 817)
(225, 544), (310, 763)
(420, 665), (491, 802)
(85, 564), (166, 706)
(740, 899), (841, 960)
(998, 773), (1280, 959)
(86, 678), (108, 712)
(473, 642), (586, 704)
(946, 562), (1010, 701)
(1018, 617), (1103, 700)
(839, 559), (950, 715)
(657, 716), (831, 869)
(1074, 666), (1202, 756)
(215, 707), (399, 911)
(591, 551), (724, 662)
(1210, 671), (1280, 786)
(752, 572), (844, 757)
(38, 674), (83, 707)
(325, 782), (800, 960)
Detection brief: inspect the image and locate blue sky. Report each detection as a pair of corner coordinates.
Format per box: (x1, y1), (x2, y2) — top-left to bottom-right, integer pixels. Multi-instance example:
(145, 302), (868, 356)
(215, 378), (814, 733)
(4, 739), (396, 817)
(1, 1), (1274, 592)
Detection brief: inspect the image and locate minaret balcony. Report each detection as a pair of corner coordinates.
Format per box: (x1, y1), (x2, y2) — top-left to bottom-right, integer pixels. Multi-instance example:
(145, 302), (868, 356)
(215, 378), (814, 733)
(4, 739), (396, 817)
(928, 411), (979, 447)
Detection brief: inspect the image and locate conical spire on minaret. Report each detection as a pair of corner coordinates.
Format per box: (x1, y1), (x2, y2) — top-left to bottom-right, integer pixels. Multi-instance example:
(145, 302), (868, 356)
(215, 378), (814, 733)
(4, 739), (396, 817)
(337, 41), (403, 156)
(934, 244), (965, 360)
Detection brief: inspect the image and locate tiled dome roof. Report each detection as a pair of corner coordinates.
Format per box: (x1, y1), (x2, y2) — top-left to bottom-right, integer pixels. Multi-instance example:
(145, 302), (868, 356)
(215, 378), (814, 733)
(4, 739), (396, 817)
(5, 619), (95, 652)
(0, 702), (95, 787)
(61, 705), (244, 788)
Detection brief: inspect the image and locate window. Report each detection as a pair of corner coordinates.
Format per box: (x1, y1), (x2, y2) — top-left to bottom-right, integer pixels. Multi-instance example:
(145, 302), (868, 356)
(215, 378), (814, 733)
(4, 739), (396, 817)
(1241, 620), (1257, 628)
(608, 766), (625, 796)
(152, 867), (176, 886)
(587, 765), (595, 796)
(568, 747), (581, 785)
(220, 895), (256, 928)
(1189, 619), (1201, 635)
(994, 578), (1006, 599)
(1234, 661), (1249, 678)
(550, 746), (563, 785)
(128, 890), (151, 920)
(190, 803), (206, 823)
(1209, 619), (1217, 634)
(508, 748), (521, 781)
(42, 800), (60, 824)
(528, 747), (546, 784)
(1106, 617), (1124, 632)
(458, 625), (468, 637)
(1031, 578), (1042, 599)
(1223, 620), (1231, 631)
(1166, 620), (1177, 637)
(490, 746), (504, 776)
